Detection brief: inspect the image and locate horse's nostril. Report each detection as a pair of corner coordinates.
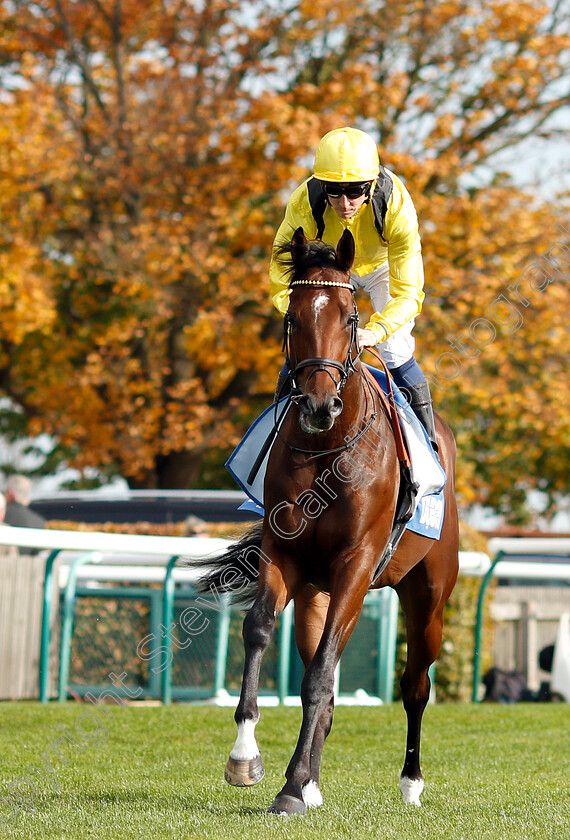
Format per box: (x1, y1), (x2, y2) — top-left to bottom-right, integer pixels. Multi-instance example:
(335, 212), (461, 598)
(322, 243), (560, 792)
(297, 393), (342, 422)
(331, 397), (343, 416)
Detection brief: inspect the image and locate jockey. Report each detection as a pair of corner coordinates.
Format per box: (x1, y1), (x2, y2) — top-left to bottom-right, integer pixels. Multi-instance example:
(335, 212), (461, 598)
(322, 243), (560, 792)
(269, 126), (438, 450)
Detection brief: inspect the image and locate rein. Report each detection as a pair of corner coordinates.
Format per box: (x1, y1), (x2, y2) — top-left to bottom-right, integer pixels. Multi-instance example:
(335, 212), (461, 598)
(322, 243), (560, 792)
(362, 346), (410, 468)
(275, 403), (379, 462)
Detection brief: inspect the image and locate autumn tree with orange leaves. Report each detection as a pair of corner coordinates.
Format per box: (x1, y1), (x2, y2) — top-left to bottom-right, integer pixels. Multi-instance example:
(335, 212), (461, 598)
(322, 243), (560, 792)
(0, 0), (569, 521)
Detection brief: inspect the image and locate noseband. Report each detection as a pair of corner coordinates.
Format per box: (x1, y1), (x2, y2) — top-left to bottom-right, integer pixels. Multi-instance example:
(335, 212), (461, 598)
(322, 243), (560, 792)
(283, 280), (360, 402)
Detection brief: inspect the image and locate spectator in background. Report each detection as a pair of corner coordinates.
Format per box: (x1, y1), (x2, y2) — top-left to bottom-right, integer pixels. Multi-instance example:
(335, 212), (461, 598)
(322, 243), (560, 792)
(4, 475), (46, 529)
(184, 514), (209, 538)
(0, 491), (6, 525)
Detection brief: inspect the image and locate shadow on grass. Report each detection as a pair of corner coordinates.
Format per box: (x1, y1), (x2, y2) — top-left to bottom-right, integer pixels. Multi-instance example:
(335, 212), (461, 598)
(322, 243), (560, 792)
(75, 789), (272, 817)
(235, 806), (272, 816)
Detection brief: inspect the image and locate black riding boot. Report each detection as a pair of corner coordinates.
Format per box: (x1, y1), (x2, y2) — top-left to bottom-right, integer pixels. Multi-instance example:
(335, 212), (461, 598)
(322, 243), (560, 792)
(407, 381), (438, 452)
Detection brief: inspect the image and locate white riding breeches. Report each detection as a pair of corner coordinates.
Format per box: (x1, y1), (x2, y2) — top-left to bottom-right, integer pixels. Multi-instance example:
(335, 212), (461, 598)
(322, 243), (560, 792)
(350, 262), (416, 369)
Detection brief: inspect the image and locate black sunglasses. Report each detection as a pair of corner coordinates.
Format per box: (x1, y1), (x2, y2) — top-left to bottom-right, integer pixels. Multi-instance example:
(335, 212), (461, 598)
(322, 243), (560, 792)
(322, 182), (371, 200)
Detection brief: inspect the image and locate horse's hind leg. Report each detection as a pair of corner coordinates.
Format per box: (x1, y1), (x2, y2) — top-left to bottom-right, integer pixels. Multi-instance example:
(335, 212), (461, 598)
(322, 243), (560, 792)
(225, 558), (295, 787)
(395, 553), (457, 805)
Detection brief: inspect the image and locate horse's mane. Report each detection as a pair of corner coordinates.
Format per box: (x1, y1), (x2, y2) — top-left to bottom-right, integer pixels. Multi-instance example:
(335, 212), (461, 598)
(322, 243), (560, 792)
(273, 238), (339, 285)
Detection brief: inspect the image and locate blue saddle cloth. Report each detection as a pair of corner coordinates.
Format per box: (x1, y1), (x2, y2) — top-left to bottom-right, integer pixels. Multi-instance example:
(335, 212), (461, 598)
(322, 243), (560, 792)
(227, 365), (446, 541)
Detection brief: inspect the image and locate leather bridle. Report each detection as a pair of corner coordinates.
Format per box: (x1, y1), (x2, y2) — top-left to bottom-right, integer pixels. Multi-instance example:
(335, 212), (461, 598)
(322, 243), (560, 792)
(282, 300), (360, 403)
(274, 288), (381, 460)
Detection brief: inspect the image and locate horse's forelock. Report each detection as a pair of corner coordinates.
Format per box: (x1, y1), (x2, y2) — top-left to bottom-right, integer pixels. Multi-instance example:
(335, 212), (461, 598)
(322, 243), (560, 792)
(274, 238), (341, 285)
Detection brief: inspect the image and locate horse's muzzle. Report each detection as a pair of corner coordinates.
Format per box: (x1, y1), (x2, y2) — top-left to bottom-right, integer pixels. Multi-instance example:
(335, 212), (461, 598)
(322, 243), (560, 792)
(297, 393), (343, 433)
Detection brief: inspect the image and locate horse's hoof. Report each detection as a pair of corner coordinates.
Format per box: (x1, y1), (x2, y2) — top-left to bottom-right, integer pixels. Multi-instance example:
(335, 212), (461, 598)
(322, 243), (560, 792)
(224, 754), (265, 786)
(267, 794), (307, 816)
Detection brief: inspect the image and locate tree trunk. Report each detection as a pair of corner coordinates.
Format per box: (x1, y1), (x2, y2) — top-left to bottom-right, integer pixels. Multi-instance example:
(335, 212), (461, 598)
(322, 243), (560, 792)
(126, 449), (207, 489)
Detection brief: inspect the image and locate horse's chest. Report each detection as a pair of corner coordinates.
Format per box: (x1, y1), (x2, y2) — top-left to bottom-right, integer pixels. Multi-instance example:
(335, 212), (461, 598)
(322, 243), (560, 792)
(267, 485), (361, 559)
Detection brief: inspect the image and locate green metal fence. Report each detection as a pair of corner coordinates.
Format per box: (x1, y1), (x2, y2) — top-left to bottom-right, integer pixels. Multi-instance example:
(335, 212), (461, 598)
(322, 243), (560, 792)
(0, 527), (402, 705)
(58, 566), (400, 704)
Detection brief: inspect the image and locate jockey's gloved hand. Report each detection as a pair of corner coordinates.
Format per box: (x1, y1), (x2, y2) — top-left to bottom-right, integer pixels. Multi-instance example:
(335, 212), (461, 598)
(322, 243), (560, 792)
(357, 328), (378, 349)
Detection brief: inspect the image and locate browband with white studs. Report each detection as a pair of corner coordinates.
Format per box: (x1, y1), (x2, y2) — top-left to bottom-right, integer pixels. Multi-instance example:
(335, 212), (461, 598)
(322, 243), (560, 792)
(290, 279), (354, 289)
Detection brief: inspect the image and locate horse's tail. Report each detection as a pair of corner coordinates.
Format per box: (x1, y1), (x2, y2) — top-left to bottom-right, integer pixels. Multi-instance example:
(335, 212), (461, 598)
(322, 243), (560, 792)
(186, 521), (265, 608)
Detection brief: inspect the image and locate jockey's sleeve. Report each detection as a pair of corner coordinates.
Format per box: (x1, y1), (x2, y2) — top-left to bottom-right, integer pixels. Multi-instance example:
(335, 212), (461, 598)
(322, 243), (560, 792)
(364, 172), (425, 341)
(269, 180), (318, 315)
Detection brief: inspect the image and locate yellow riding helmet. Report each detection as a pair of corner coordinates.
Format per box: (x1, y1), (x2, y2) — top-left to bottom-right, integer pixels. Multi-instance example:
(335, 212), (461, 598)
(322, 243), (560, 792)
(313, 127), (379, 182)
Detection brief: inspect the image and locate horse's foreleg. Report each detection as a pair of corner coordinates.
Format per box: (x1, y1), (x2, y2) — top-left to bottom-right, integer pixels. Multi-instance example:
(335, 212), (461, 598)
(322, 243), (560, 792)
(225, 595), (275, 786)
(267, 649), (337, 815)
(293, 585), (331, 809)
(301, 696), (333, 808)
(268, 576), (369, 815)
(226, 560), (294, 787)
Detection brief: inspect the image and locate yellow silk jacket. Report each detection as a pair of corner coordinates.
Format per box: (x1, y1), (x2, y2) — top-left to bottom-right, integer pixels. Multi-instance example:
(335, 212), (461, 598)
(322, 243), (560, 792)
(269, 168), (425, 341)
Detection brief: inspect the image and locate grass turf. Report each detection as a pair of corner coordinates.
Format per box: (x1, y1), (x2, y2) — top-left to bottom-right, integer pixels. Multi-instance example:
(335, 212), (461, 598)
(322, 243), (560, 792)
(0, 702), (568, 839)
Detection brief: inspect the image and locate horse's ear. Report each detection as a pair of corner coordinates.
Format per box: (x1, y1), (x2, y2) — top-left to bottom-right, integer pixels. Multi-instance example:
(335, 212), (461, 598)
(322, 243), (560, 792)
(291, 227), (309, 267)
(336, 229), (355, 272)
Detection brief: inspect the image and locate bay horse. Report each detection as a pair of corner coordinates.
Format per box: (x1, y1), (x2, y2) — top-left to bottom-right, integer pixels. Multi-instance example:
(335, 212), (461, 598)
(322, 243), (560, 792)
(193, 227), (459, 815)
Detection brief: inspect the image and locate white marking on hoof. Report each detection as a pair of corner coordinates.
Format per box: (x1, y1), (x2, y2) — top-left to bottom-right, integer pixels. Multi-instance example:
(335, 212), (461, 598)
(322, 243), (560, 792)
(302, 780), (323, 808)
(399, 775), (424, 806)
(229, 720), (260, 761)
